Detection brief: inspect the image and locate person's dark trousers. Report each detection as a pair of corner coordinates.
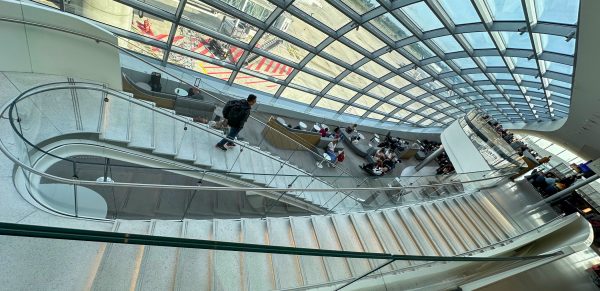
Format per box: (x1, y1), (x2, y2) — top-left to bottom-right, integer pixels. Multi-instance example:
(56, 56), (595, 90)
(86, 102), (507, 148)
(217, 127), (242, 146)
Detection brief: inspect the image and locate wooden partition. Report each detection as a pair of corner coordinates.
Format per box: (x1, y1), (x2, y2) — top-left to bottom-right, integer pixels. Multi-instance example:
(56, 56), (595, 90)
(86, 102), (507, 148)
(122, 74), (176, 109)
(261, 117), (321, 150)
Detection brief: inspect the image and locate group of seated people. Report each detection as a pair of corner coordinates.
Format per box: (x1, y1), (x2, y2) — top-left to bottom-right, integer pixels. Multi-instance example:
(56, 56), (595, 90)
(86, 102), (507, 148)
(419, 139), (442, 155)
(378, 132), (409, 151)
(319, 126), (342, 139)
(359, 132), (403, 176)
(527, 170), (580, 197)
(435, 151), (455, 175)
(360, 147), (399, 176)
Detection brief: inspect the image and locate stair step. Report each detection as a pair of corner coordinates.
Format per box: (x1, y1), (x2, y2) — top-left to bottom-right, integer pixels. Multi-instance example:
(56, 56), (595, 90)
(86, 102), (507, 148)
(289, 216), (329, 285)
(213, 220), (243, 290)
(409, 206), (456, 256)
(128, 100), (155, 150)
(266, 218), (304, 289)
(330, 214), (373, 275)
(396, 208), (441, 256)
(242, 219), (276, 290)
(75, 87), (104, 133)
(135, 220), (182, 291)
(153, 109), (177, 156)
(92, 221), (149, 290)
(366, 211), (411, 269)
(174, 220), (213, 290)
(421, 203), (469, 254)
(175, 119), (196, 161)
(193, 128), (214, 167)
(99, 94), (131, 143)
(311, 215), (353, 281)
(349, 213), (393, 273)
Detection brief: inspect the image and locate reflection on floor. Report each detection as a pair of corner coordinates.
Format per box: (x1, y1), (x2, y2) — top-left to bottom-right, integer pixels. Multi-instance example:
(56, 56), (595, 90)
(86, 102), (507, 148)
(479, 248), (600, 291)
(44, 157), (312, 220)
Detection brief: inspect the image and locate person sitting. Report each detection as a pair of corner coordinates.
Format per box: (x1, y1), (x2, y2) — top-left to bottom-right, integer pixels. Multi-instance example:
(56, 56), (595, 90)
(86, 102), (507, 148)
(329, 127), (341, 139)
(345, 124), (357, 134)
(319, 127), (329, 137)
(335, 150), (345, 167)
(187, 87), (200, 97)
(324, 141), (338, 167)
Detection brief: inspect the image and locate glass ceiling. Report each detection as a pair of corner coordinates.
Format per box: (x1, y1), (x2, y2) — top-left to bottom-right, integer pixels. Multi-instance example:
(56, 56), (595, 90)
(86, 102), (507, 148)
(38, 0), (579, 127)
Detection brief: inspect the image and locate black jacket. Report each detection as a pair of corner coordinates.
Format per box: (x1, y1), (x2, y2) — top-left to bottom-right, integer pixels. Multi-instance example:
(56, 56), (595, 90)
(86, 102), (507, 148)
(223, 100), (251, 128)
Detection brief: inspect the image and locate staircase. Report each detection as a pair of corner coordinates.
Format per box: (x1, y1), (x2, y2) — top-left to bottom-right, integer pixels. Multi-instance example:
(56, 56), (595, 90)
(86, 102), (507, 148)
(59, 84), (363, 214)
(82, 192), (518, 290)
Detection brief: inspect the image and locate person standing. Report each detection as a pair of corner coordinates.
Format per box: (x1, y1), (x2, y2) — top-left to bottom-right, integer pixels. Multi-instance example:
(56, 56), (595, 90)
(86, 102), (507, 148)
(215, 94), (257, 151)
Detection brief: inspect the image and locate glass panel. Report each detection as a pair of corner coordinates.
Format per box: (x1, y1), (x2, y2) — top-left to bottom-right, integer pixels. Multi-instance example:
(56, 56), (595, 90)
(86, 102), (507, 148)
(182, 4), (258, 43)
(66, 2), (172, 41)
(538, 34), (576, 55)
(386, 75), (411, 89)
(492, 73), (513, 80)
(404, 67), (430, 81)
(394, 109), (411, 118)
(378, 103), (396, 114)
(344, 29), (387, 52)
(401, 2), (444, 31)
(245, 54), (292, 79)
(452, 57), (478, 69)
(280, 87), (316, 104)
(306, 55), (346, 78)
(462, 32), (495, 49)
(278, 14), (327, 47)
(407, 101), (425, 111)
(341, 0), (380, 14)
(369, 14), (412, 41)
(360, 61), (391, 78)
(233, 73), (280, 94)
(345, 106), (367, 116)
(342, 72), (373, 89)
(431, 35), (463, 53)
(173, 26), (243, 64)
(367, 112), (385, 120)
(370, 85), (394, 98)
(355, 96), (379, 108)
(545, 61), (573, 74)
(292, 1), (350, 30)
(404, 42), (435, 60)
(406, 87), (427, 97)
(213, 0), (275, 21)
(256, 33), (309, 63)
(436, 0), (480, 24)
(167, 52), (233, 80)
(391, 95), (411, 106)
(118, 37), (164, 60)
(468, 73), (488, 81)
(32, 0), (59, 9)
(323, 41), (364, 65)
(379, 51), (410, 68)
(500, 32), (532, 49)
(291, 71), (329, 91)
(315, 98), (344, 111)
(427, 61), (452, 74)
(484, 0), (525, 21)
(408, 114), (424, 122)
(535, 0), (580, 24)
(420, 118), (434, 126)
(512, 57), (537, 68)
(328, 85), (358, 101)
(479, 56), (505, 67)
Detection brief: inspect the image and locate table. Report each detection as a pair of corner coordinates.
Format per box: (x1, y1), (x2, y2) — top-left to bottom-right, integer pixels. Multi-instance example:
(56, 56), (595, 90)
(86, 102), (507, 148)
(276, 117), (287, 126)
(316, 152), (331, 168)
(136, 82), (152, 91)
(321, 124), (329, 130)
(298, 121), (307, 130)
(174, 88), (188, 96)
(312, 124), (321, 132)
(357, 133), (365, 140)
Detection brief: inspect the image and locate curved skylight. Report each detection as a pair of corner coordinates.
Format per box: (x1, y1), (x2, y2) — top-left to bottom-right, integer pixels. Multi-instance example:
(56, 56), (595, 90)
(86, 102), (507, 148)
(35, 0), (579, 127)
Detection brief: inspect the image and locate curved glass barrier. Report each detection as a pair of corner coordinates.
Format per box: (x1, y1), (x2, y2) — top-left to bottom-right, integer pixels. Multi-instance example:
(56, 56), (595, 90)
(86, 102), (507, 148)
(0, 82), (519, 219)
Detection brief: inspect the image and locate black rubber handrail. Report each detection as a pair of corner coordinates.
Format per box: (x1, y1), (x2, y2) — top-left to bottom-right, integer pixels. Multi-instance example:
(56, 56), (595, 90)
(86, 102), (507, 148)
(0, 222), (563, 262)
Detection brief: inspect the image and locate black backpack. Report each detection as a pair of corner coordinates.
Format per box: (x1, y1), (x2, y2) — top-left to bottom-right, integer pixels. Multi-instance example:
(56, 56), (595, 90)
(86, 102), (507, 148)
(223, 100), (247, 124)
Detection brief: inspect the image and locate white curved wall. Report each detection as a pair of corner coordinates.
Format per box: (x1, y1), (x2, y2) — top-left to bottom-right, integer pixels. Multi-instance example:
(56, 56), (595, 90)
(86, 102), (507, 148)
(0, 0), (122, 89)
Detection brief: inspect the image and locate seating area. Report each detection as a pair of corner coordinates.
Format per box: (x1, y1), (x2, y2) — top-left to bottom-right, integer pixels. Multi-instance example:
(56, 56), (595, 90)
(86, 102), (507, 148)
(122, 72), (217, 121)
